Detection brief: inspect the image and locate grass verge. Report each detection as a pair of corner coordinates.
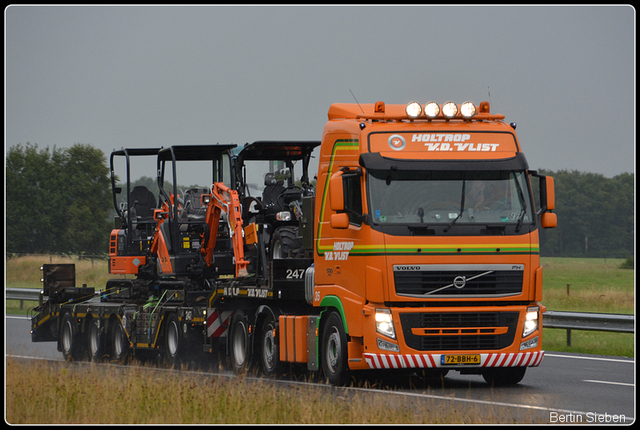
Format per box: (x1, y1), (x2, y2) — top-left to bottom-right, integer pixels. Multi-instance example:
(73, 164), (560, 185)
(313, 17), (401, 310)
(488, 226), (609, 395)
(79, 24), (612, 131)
(5, 358), (546, 424)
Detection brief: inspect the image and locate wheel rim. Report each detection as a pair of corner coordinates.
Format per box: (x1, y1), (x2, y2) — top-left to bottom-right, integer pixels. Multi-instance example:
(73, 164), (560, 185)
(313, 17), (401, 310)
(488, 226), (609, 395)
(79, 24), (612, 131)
(167, 321), (179, 357)
(262, 324), (276, 370)
(89, 323), (100, 356)
(232, 321), (247, 367)
(62, 320), (73, 354)
(325, 327), (341, 373)
(113, 325), (124, 358)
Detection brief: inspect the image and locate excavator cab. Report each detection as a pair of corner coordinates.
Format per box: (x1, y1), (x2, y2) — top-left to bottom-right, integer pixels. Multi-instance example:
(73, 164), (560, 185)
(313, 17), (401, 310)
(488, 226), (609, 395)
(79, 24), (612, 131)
(234, 141), (320, 267)
(153, 145), (237, 280)
(109, 148), (162, 276)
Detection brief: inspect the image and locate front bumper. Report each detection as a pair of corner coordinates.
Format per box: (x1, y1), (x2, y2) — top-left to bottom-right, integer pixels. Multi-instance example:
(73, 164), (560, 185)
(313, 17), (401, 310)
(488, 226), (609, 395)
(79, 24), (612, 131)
(364, 350), (544, 370)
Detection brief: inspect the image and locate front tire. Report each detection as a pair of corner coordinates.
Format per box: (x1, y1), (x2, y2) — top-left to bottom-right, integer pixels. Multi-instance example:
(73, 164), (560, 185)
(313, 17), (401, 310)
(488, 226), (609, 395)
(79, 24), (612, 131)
(321, 312), (350, 385)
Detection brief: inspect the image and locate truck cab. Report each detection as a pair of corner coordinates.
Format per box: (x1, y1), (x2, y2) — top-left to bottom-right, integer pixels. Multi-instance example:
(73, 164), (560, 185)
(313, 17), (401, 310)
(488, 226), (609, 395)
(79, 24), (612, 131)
(311, 101), (556, 385)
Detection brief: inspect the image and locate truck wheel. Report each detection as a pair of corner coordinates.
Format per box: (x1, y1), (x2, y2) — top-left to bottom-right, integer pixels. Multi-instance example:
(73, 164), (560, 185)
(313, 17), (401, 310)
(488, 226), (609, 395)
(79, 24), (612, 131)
(163, 313), (182, 367)
(87, 318), (104, 362)
(260, 315), (281, 377)
(482, 367), (527, 386)
(321, 312), (350, 385)
(271, 226), (300, 259)
(60, 312), (83, 361)
(111, 318), (129, 363)
(229, 311), (252, 374)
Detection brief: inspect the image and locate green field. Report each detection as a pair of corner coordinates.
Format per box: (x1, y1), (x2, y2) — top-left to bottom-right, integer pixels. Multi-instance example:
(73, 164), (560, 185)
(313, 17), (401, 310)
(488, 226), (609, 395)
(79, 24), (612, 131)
(5, 255), (635, 357)
(538, 257), (634, 358)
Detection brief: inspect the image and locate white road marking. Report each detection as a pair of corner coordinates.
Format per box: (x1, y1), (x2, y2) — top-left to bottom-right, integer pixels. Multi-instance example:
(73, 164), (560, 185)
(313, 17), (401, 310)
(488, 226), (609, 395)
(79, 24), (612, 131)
(583, 379), (634, 387)
(545, 353), (634, 364)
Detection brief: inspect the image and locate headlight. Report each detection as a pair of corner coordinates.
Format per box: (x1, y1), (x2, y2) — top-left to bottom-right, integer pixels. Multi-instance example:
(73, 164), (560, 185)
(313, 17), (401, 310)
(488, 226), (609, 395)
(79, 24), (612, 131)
(442, 101), (458, 119)
(523, 306), (539, 337)
(405, 101), (422, 118)
(375, 308), (396, 339)
(276, 211), (292, 221)
(460, 101), (476, 119)
(424, 101), (440, 118)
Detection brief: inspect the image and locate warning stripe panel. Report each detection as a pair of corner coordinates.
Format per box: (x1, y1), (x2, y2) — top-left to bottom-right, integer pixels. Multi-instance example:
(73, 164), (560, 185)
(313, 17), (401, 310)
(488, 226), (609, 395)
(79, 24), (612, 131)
(364, 351), (544, 370)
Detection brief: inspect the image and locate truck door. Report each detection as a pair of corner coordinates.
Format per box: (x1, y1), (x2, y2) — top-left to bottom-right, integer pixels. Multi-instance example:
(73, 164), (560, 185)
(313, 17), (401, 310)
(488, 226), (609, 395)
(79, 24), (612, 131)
(315, 167), (367, 300)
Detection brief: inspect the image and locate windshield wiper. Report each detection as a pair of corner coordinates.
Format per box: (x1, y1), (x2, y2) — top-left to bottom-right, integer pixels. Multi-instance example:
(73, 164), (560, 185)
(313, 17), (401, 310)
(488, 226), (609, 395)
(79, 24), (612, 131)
(444, 180), (466, 232)
(514, 174), (528, 232)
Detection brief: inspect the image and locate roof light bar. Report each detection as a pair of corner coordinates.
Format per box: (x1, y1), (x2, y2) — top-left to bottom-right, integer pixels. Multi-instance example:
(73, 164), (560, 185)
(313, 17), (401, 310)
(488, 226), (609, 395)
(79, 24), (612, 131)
(405, 101), (422, 118)
(424, 101), (440, 119)
(460, 101), (476, 119)
(442, 101), (458, 119)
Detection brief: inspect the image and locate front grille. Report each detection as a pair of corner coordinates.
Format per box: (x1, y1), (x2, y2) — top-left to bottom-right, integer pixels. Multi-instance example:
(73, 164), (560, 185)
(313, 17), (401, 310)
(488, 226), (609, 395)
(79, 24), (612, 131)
(399, 311), (519, 351)
(394, 265), (523, 297)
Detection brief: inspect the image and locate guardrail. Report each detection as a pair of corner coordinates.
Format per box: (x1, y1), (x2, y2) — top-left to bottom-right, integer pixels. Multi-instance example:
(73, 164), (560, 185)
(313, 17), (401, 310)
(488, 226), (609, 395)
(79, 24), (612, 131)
(6, 288), (42, 309)
(544, 310), (635, 346)
(6, 288), (635, 343)
(5, 287), (100, 310)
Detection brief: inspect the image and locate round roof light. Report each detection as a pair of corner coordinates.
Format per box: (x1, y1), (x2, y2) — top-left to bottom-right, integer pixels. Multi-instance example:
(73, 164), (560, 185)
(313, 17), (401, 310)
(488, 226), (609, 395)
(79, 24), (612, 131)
(460, 101), (476, 119)
(405, 101), (422, 118)
(424, 101), (440, 119)
(442, 101), (458, 119)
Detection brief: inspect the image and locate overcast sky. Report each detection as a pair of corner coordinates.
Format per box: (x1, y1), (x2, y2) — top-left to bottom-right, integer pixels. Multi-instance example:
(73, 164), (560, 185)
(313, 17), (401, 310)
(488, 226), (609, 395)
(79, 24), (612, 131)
(5, 5), (635, 184)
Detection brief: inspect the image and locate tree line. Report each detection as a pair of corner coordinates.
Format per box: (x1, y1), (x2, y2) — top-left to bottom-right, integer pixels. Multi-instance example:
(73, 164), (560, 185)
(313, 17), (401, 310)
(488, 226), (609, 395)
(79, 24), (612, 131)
(5, 143), (635, 259)
(537, 169), (634, 259)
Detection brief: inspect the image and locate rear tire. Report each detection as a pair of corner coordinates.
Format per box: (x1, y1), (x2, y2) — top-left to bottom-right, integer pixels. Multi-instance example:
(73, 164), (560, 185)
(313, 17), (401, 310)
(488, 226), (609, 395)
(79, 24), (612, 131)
(229, 311), (252, 374)
(260, 315), (282, 377)
(111, 317), (129, 363)
(87, 318), (104, 362)
(60, 312), (84, 361)
(163, 313), (183, 367)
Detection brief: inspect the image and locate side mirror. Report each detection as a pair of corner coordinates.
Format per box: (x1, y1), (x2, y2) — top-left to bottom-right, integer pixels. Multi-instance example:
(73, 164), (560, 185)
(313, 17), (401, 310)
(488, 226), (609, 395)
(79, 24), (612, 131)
(329, 171), (345, 212)
(531, 171), (557, 229)
(541, 212), (557, 229)
(545, 176), (555, 211)
(330, 213), (349, 229)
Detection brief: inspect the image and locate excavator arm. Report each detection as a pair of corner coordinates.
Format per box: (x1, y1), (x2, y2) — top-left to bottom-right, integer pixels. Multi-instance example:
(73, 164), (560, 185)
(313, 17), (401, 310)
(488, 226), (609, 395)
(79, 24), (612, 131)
(201, 183), (249, 278)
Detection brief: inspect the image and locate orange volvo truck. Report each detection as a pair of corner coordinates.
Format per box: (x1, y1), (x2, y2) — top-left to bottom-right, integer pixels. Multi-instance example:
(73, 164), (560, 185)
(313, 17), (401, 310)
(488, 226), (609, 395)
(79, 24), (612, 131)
(30, 101), (556, 387)
(306, 100), (557, 385)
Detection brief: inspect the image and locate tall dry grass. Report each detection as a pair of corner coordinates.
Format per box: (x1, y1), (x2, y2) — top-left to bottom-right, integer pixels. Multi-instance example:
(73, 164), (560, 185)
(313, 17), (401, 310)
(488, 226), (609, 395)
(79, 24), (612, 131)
(4, 358), (547, 424)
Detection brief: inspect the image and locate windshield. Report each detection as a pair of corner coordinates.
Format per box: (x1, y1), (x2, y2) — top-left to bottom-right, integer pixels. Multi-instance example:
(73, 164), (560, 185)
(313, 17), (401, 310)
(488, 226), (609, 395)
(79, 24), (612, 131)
(367, 170), (533, 227)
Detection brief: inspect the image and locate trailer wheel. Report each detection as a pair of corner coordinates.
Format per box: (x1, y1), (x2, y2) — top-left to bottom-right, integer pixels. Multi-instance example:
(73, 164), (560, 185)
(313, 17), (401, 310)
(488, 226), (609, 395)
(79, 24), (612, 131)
(482, 367), (527, 386)
(111, 318), (129, 362)
(321, 312), (350, 385)
(60, 312), (83, 361)
(87, 318), (104, 362)
(260, 315), (281, 377)
(229, 311), (252, 374)
(163, 313), (182, 367)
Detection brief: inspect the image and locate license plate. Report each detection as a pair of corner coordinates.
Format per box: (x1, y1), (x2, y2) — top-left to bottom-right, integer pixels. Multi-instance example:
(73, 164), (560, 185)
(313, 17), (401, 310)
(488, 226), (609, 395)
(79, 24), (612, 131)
(441, 354), (481, 365)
